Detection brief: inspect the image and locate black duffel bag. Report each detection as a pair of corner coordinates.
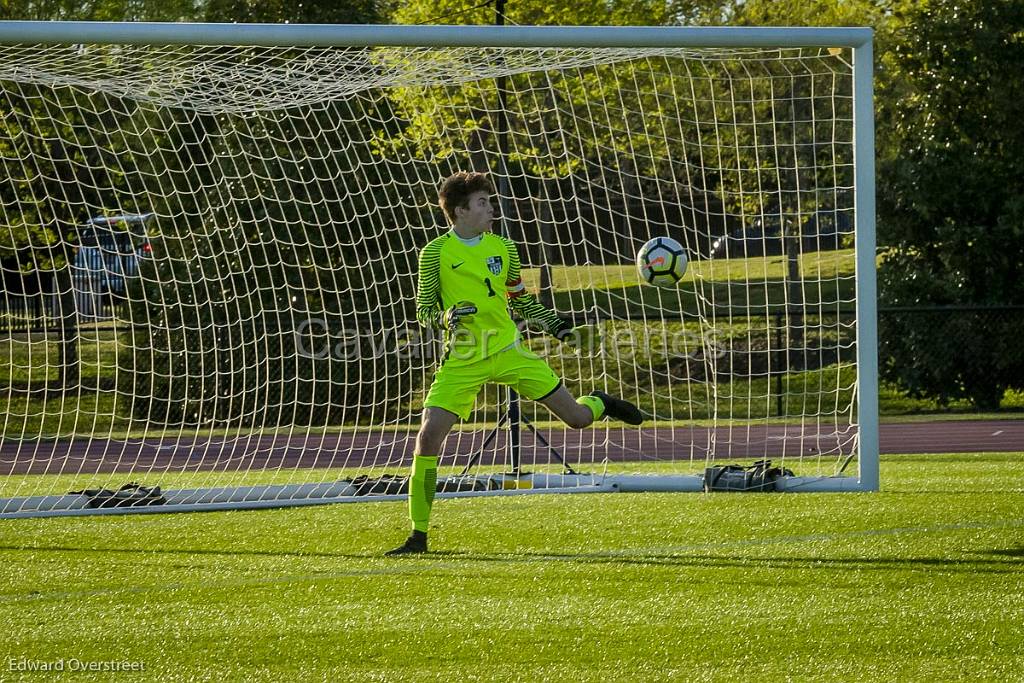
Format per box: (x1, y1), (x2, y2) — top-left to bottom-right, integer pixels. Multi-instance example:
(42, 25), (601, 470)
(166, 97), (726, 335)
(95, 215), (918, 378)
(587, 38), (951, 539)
(70, 482), (167, 508)
(703, 459), (793, 493)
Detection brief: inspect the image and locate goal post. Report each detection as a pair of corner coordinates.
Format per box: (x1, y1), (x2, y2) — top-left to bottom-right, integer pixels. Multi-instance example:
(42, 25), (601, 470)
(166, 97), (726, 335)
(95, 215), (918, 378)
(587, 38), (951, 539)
(0, 22), (878, 518)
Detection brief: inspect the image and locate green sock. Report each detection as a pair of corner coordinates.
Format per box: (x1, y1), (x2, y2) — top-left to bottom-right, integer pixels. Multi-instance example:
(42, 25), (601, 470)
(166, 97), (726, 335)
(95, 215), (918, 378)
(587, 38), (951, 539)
(577, 395), (605, 421)
(409, 454), (438, 533)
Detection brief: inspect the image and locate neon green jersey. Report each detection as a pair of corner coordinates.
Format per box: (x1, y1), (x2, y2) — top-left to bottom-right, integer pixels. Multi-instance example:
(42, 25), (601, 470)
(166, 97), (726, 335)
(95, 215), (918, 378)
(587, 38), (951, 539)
(416, 229), (570, 364)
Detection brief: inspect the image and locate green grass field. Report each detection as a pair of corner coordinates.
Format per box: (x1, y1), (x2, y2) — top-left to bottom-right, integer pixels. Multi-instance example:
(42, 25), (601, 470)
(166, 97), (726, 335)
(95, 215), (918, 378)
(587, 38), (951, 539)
(1, 453), (1021, 681)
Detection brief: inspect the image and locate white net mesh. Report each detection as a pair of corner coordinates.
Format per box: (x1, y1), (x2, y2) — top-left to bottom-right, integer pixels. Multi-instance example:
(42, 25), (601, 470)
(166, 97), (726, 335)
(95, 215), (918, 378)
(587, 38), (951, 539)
(0, 39), (862, 515)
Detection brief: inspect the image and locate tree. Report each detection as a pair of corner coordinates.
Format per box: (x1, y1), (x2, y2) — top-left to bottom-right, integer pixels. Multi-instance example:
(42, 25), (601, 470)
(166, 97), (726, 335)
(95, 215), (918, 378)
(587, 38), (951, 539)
(385, 0), (858, 261)
(201, 0), (386, 24)
(876, 0), (1024, 408)
(0, 0), (195, 21)
(383, 0), (879, 370)
(0, 0), (199, 287)
(1, 0), (413, 426)
(110, 0), (426, 427)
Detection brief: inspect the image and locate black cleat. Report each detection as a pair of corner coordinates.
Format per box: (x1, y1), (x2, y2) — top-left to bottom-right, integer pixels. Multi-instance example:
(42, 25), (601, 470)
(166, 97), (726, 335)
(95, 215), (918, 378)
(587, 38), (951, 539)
(384, 530), (428, 556)
(590, 390), (644, 426)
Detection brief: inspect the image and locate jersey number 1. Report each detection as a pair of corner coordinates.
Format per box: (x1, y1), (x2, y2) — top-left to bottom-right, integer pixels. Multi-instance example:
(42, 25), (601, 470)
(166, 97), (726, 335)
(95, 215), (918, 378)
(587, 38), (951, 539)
(483, 277), (496, 297)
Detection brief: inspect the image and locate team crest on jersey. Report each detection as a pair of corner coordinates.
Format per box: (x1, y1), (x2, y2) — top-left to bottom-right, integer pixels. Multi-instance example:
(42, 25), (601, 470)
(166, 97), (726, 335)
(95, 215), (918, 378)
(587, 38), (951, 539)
(486, 255), (503, 275)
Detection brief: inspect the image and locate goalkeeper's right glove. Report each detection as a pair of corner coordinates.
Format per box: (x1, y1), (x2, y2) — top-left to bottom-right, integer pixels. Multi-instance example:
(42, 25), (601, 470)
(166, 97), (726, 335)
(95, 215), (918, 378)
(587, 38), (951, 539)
(442, 300), (478, 333)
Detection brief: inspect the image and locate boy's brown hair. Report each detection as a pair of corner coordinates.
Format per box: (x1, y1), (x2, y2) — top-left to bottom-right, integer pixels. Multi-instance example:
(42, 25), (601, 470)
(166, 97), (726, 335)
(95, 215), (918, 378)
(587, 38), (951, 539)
(438, 171), (493, 224)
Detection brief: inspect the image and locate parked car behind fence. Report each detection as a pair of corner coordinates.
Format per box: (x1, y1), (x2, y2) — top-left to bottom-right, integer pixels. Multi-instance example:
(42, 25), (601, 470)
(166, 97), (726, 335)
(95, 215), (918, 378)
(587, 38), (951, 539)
(73, 213), (153, 319)
(709, 209), (852, 259)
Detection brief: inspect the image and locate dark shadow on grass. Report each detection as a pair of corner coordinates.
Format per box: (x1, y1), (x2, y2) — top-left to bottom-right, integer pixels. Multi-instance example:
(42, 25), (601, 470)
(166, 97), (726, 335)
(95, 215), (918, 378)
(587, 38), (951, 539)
(4, 544), (1020, 575)
(0, 544), (370, 561)
(426, 549), (1023, 575)
(978, 546), (1024, 559)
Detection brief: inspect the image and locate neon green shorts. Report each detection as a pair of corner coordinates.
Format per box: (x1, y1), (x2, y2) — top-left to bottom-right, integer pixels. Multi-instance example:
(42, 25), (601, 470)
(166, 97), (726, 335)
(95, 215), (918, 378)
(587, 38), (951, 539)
(424, 345), (562, 421)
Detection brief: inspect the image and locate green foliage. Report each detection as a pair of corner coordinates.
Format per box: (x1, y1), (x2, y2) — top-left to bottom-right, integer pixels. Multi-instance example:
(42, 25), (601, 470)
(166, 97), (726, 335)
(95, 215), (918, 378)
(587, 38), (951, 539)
(0, 0), (385, 278)
(877, 0), (1024, 408)
(879, 305), (1024, 410)
(0, 0), (196, 21)
(390, 0), (874, 253)
(0, 1), (227, 292)
(0, 0), (409, 427)
(391, 0), (678, 26)
(201, 0), (385, 24)
(728, 0), (886, 29)
(0, 85), (141, 277)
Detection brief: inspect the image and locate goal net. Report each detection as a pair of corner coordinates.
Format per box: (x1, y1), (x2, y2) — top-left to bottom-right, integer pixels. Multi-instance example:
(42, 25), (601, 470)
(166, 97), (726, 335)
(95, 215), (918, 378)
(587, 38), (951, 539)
(0, 24), (877, 517)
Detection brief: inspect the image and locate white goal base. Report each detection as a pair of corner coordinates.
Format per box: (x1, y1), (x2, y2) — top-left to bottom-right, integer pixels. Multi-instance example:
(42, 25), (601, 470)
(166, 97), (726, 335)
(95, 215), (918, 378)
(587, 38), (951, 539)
(0, 473), (868, 519)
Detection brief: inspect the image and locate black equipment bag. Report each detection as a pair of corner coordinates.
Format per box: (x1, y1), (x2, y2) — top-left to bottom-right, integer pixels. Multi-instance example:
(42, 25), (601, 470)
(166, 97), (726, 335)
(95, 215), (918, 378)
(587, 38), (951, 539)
(349, 474), (408, 496)
(347, 473), (501, 495)
(703, 459), (793, 493)
(70, 482), (167, 508)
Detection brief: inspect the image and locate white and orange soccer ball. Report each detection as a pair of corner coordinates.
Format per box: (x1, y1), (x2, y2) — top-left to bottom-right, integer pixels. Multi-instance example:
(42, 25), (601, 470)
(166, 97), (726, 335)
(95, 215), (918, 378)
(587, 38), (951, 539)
(636, 236), (688, 288)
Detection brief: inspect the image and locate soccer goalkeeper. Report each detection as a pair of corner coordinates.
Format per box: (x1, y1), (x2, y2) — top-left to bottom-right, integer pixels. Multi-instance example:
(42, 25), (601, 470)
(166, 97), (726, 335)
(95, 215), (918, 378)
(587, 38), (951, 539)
(386, 171), (643, 556)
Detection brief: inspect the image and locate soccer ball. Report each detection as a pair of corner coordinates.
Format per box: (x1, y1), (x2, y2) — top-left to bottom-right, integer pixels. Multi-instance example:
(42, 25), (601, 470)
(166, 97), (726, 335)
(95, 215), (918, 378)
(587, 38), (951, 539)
(637, 237), (688, 288)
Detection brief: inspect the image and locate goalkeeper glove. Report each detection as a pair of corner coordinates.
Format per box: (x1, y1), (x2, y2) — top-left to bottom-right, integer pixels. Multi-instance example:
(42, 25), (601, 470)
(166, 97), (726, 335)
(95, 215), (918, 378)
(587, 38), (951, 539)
(442, 300), (477, 333)
(557, 325), (601, 355)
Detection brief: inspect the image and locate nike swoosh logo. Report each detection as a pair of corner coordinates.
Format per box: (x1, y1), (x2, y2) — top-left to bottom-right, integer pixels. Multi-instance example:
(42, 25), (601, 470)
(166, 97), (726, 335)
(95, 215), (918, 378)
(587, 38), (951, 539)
(451, 262), (465, 269)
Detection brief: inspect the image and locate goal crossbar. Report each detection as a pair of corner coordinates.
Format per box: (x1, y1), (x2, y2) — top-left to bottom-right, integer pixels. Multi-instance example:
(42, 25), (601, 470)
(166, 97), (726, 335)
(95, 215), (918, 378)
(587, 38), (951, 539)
(0, 21), (873, 49)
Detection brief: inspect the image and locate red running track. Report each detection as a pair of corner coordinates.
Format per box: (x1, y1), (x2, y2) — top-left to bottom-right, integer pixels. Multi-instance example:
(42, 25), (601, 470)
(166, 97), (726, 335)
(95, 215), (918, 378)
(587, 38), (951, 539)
(0, 420), (1021, 477)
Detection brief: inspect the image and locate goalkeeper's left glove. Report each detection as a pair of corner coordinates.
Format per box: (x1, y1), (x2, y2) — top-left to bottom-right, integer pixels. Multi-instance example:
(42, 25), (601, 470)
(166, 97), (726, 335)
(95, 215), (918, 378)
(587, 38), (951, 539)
(557, 325), (601, 355)
(442, 300), (478, 333)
